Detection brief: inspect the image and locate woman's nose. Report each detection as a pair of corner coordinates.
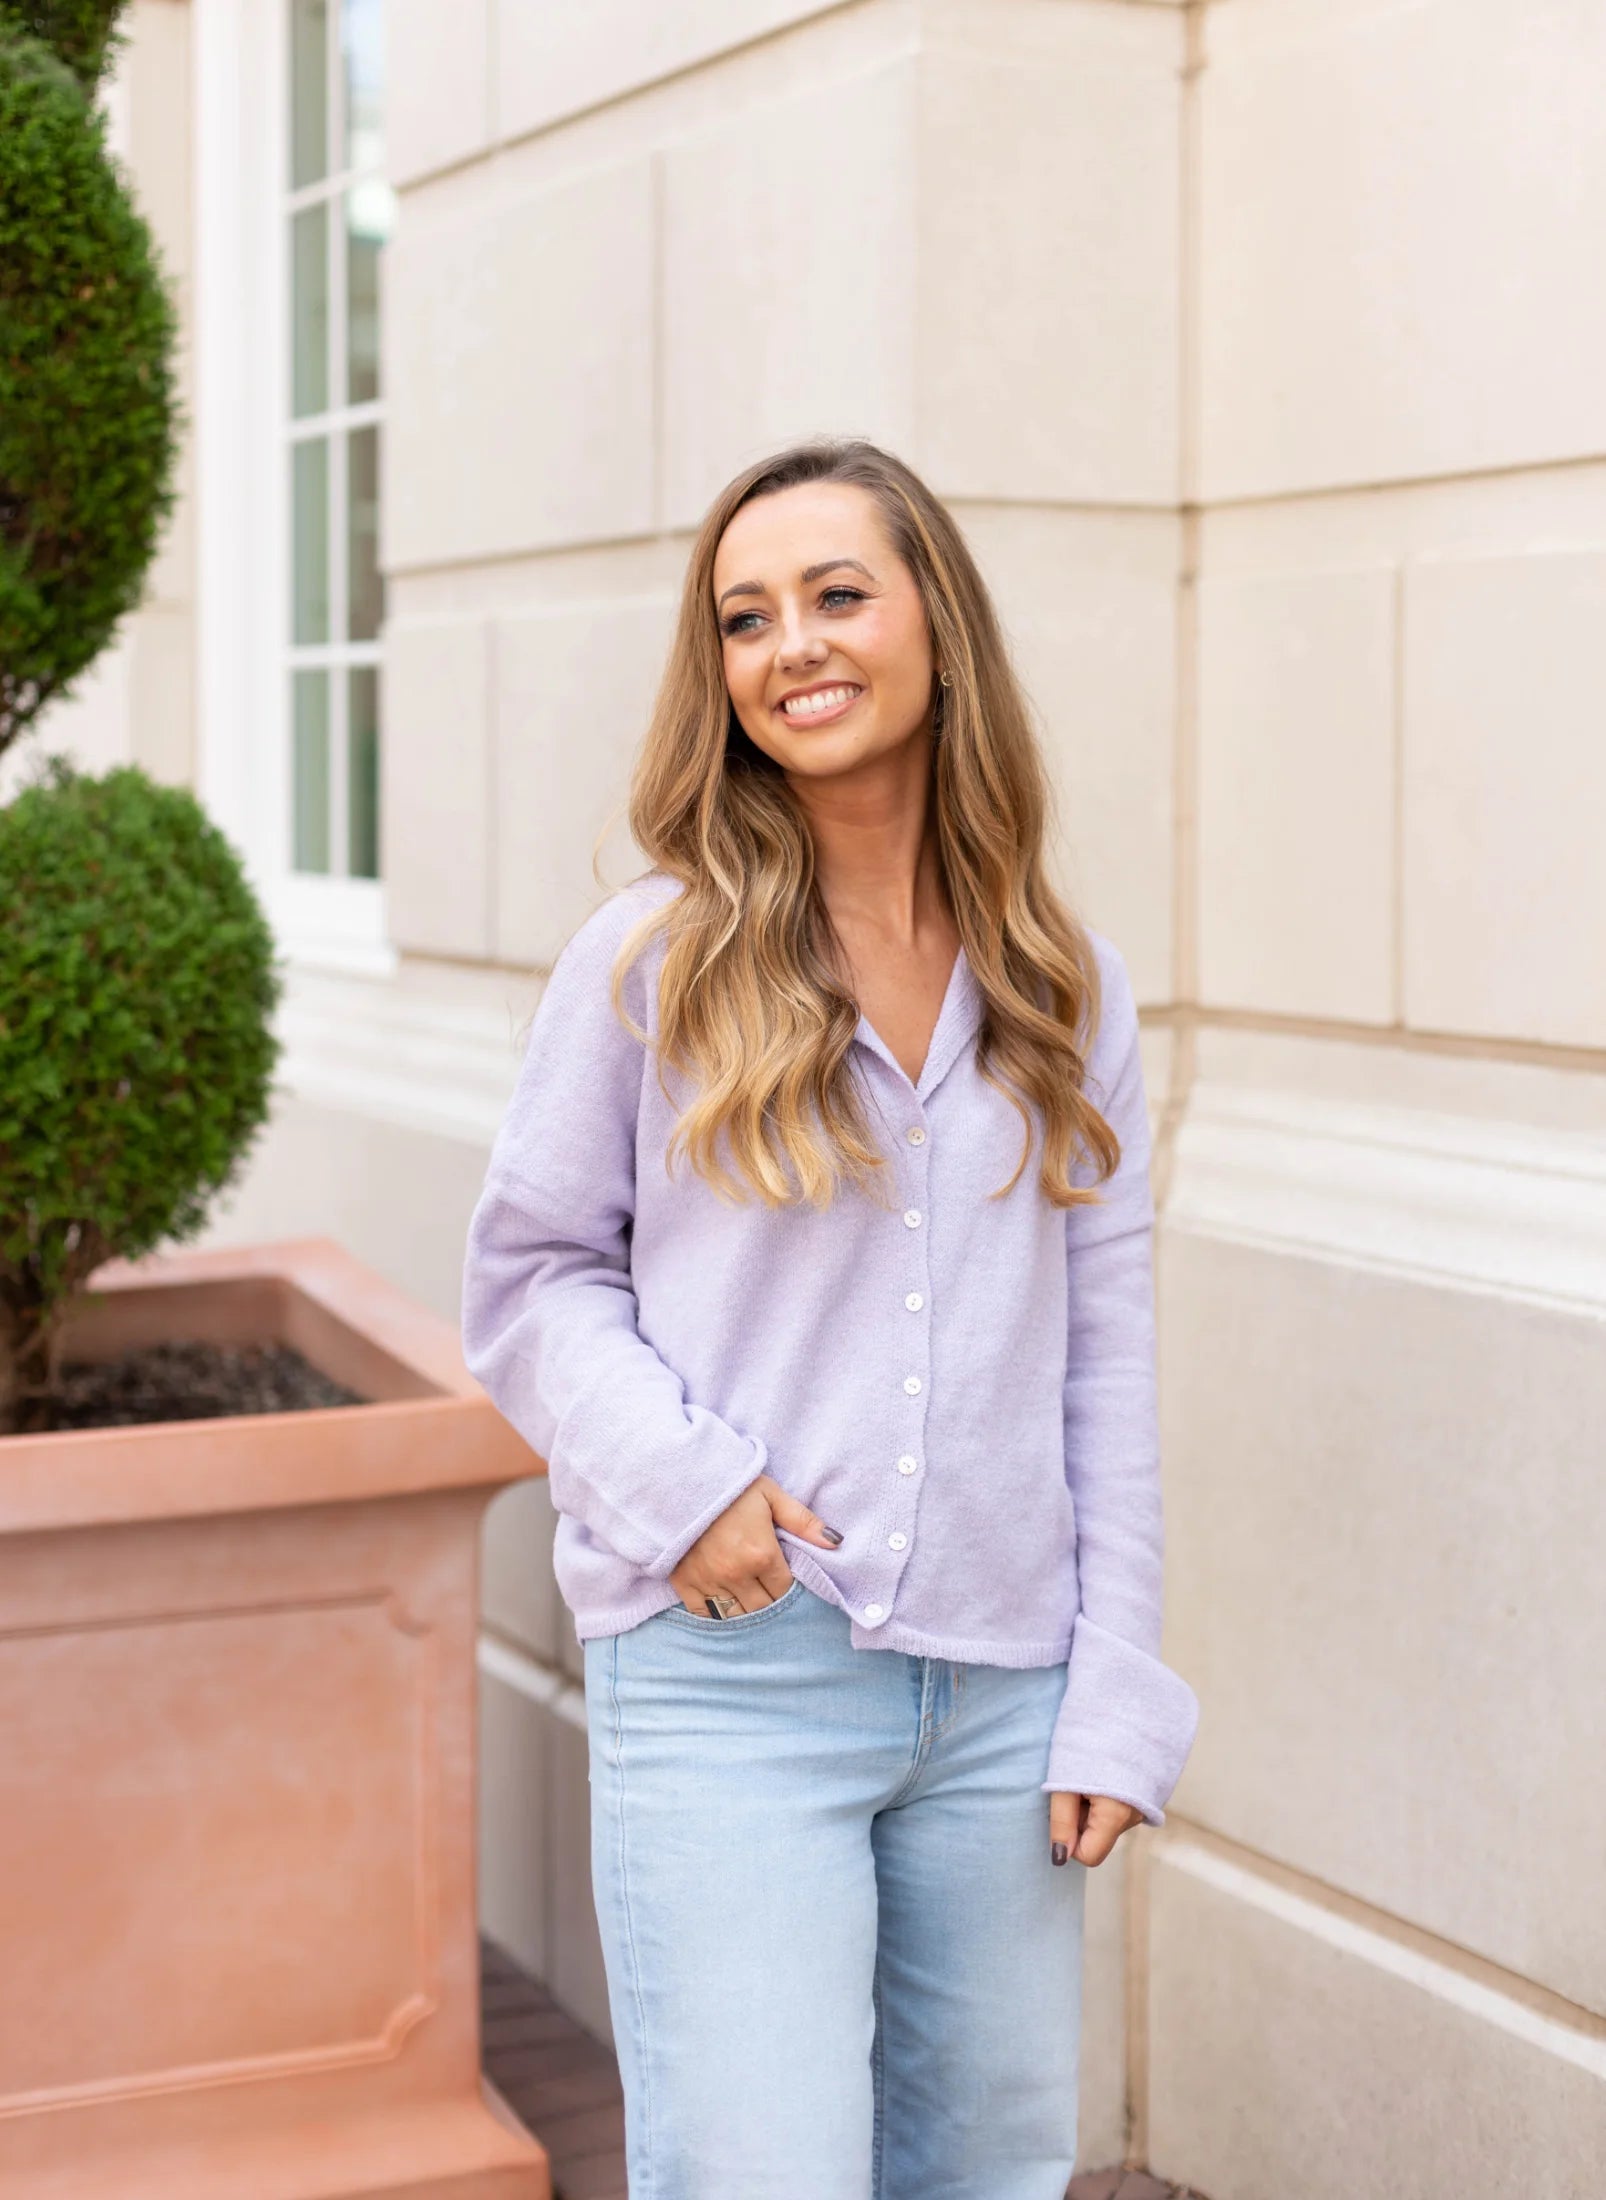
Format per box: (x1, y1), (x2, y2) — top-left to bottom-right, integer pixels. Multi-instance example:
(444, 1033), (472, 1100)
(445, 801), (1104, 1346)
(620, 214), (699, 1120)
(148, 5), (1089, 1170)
(774, 608), (826, 669)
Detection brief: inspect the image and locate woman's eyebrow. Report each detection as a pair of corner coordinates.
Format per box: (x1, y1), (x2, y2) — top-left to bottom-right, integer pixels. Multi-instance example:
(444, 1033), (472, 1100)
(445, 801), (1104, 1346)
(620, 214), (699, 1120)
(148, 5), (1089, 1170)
(716, 557), (877, 612)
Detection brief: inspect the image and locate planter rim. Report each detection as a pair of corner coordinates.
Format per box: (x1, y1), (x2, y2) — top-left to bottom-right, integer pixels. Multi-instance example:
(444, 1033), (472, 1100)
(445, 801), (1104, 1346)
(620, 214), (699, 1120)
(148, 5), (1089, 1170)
(0, 1236), (545, 1535)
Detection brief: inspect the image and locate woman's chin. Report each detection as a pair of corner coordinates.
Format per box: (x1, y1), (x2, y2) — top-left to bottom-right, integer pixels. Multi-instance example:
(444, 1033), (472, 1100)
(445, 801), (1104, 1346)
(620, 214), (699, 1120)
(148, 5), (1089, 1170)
(791, 724), (948, 779)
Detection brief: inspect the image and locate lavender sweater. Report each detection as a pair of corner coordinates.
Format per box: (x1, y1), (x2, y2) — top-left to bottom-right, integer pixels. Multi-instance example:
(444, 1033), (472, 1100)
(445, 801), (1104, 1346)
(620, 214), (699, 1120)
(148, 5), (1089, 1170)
(460, 871), (1198, 1824)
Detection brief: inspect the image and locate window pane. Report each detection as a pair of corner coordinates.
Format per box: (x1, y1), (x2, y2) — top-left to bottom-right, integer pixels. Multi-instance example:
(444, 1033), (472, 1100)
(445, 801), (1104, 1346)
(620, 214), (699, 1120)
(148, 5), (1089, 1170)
(290, 0), (329, 188)
(291, 438), (330, 644)
(291, 202), (328, 418)
(340, 0), (384, 173)
(345, 180), (392, 405)
(348, 666), (380, 879)
(346, 425), (382, 641)
(292, 670), (331, 873)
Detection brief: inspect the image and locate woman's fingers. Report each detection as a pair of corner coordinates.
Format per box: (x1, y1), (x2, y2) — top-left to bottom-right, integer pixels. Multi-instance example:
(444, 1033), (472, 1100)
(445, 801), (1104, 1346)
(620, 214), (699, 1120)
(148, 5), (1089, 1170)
(1046, 1791), (1141, 1865)
(668, 1553), (797, 1614)
(703, 1565), (787, 1614)
(759, 1474), (846, 1550)
(659, 1473), (847, 1615)
(754, 1554), (797, 1604)
(732, 1568), (793, 1611)
(1073, 1794), (1142, 1866)
(1048, 1790), (1086, 1865)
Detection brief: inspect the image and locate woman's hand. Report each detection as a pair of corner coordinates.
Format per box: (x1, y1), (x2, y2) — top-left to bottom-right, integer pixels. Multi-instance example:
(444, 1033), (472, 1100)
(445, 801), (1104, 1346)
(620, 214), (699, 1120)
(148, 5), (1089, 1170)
(668, 1473), (844, 1616)
(1048, 1791), (1142, 1867)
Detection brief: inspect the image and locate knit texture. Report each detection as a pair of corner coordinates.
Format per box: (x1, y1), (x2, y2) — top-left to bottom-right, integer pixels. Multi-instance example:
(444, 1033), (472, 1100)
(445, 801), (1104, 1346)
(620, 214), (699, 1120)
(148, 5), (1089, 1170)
(461, 871), (1199, 1824)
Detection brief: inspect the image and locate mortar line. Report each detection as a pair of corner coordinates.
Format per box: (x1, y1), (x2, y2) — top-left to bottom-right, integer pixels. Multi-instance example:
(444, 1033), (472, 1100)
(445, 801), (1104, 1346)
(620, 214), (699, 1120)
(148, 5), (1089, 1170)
(1391, 559), (1407, 1024)
(1138, 1001), (1606, 1076)
(1155, 1820), (1606, 2060)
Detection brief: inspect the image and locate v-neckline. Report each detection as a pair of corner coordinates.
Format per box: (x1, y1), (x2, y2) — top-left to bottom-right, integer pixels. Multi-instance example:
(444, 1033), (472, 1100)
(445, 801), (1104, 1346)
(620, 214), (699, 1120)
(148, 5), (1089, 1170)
(852, 943), (971, 1096)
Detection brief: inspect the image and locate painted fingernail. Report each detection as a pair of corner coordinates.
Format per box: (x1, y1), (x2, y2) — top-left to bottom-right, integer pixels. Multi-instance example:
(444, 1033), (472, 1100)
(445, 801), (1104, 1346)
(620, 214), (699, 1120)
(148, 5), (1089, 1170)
(821, 1525), (845, 1545)
(1051, 1841), (1068, 1866)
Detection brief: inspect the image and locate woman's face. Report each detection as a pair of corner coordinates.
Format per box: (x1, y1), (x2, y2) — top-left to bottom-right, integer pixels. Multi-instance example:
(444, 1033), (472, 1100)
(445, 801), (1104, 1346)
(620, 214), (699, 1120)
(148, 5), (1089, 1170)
(713, 481), (938, 782)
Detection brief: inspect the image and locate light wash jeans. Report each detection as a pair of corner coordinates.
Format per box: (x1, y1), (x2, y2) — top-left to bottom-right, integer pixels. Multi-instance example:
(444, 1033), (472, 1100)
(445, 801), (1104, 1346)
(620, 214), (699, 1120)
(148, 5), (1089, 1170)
(582, 1576), (1086, 2199)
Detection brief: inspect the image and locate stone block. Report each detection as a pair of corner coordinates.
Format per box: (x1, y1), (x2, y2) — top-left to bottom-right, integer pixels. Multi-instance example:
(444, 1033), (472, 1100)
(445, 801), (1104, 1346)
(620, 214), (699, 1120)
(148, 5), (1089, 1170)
(497, 0), (843, 142)
(1159, 1219), (1606, 2012)
(1196, 565), (1396, 1021)
(385, 159), (654, 567)
(1402, 548), (1606, 1048)
(660, 60), (918, 528)
(962, 505), (1178, 1003)
(491, 593), (670, 966)
(478, 1663), (551, 1986)
(481, 1477), (563, 1670)
(1147, 1836), (1606, 2200)
(1200, 0), (1606, 495)
(386, 0), (492, 184)
(917, 13), (1182, 505)
(382, 617), (492, 959)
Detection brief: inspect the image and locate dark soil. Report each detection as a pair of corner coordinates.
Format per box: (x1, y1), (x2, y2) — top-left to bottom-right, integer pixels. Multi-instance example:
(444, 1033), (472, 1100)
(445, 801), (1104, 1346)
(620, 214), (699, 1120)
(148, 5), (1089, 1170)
(51, 1339), (368, 1430)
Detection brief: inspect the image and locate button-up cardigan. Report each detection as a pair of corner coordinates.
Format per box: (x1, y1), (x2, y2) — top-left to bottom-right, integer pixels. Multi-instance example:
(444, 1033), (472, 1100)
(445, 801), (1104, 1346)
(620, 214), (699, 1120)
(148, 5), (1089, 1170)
(460, 869), (1198, 1824)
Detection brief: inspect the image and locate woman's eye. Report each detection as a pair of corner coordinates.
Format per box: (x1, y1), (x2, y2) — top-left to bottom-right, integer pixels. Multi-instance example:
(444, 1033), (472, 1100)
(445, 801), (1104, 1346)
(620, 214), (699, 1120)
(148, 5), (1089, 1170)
(720, 586), (864, 638)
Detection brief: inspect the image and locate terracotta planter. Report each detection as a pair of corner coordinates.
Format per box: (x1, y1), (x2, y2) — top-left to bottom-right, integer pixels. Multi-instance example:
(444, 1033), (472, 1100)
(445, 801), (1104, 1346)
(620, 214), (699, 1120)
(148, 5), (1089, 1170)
(0, 1238), (551, 2200)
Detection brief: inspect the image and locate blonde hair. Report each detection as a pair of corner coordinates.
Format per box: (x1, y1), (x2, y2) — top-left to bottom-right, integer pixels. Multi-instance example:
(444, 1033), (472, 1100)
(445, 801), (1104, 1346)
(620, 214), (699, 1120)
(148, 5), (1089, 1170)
(606, 436), (1121, 1212)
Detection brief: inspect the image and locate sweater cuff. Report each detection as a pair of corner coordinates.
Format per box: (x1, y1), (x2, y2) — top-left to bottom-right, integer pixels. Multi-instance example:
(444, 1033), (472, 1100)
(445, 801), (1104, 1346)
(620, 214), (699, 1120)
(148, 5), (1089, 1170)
(1041, 1610), (1200, 1827)
(636, 1433), (772, 1581)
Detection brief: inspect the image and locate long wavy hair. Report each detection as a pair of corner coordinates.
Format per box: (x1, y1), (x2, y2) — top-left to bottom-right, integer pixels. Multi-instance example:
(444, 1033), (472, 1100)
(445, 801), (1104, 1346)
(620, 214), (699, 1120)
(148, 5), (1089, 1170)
(604, 436), (1122, 1213)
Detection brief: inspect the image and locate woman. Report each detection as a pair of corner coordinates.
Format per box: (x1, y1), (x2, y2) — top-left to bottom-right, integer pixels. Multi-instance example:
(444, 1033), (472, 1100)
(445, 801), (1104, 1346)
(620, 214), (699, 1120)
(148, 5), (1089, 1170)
(461, 437), (1198, 2199)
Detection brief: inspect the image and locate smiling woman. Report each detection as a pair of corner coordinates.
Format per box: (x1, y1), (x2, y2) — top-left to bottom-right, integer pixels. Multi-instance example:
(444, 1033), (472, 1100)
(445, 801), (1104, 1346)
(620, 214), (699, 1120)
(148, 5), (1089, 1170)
(716, 497), (936, 760)
(621, 442), (1130, 1214)
(461, 435), (1198, 2200)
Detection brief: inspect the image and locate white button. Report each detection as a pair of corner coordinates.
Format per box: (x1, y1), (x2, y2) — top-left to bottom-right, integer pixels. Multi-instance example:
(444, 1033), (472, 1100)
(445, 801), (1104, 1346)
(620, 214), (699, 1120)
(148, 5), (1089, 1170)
(906, 1126), (926, 1145)
(864, 1602), (886, 1622)
(896, 1455), (918, 1474)
(888, 1531), (907, 1551)
(903, 1208), (922, 1229)
(905, 1291), (923, 1312)
(903, 1375), (922, 1396)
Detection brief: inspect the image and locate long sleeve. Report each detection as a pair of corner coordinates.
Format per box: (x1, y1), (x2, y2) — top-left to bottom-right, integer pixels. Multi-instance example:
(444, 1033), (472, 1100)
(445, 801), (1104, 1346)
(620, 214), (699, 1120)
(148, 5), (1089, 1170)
(1042, 940), (1199, 1824)
(460, 894), (770, 1578)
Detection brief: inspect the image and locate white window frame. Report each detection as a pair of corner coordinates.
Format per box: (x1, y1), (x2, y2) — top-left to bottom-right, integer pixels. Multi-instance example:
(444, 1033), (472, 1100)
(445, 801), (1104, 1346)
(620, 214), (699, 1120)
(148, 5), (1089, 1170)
(194, 0), (395, 976)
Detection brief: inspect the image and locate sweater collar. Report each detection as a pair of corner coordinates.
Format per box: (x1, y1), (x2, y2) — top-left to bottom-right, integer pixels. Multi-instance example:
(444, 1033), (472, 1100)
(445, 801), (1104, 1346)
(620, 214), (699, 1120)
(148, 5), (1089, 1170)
(852, 943), (984, 1102)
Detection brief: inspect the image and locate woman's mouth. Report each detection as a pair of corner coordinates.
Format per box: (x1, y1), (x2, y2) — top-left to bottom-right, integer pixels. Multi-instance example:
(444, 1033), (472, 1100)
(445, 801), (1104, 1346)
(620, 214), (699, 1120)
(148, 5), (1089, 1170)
(776, 683), (863, 727)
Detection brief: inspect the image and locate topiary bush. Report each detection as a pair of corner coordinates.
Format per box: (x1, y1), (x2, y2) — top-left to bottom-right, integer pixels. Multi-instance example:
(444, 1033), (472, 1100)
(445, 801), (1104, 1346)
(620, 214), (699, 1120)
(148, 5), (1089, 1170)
(0, 759), (283, 1433)
(0, 0), (278, 1434)
(0, 1), (127, 93)
(0, 9), (179, 754)
(0, 0), (279, 1434)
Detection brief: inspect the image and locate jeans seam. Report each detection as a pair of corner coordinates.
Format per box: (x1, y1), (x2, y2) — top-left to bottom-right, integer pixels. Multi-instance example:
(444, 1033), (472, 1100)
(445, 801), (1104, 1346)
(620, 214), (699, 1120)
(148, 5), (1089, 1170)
(607, 1634), (655, 2196)
(870, 1944), (887, 2200)
(932, 1661), (965, 1741)
(885, 1704), (933, 1807)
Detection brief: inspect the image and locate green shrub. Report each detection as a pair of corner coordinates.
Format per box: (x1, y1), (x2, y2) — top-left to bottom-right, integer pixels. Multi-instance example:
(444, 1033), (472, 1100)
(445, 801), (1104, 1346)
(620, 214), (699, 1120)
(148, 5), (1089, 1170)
(0, 1), (126, 92)
(0, 21), (179, 755)
(0, 760), (284, 1432)
(0, 2), (257, 1437)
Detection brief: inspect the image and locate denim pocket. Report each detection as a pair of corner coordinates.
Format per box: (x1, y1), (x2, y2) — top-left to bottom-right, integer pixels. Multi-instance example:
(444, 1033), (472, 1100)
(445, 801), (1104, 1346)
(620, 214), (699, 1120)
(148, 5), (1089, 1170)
(660, 1576), (806, 1631)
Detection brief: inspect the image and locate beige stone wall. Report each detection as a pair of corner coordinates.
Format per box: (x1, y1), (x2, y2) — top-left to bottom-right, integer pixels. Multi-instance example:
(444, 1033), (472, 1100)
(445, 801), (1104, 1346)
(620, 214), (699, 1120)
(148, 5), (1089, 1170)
(1151, 2), (1606, 2192)
(172, 0), (1604, 2188)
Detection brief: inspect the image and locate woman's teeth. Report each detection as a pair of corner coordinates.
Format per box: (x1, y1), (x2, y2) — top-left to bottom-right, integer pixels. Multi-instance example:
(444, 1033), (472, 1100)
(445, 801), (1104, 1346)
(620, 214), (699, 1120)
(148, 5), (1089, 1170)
(781, 685), (860, 718)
